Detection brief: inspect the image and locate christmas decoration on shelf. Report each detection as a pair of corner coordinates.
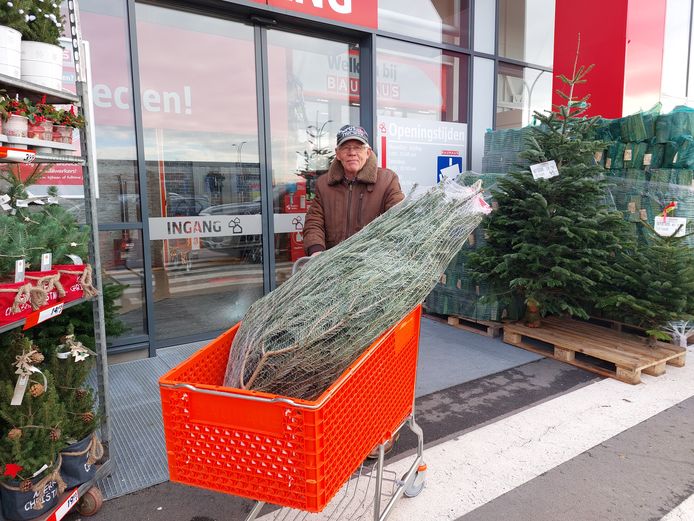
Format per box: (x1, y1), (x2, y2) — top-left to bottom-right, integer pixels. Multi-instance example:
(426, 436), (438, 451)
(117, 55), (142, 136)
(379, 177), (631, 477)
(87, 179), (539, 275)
(0, 334), (66, 511)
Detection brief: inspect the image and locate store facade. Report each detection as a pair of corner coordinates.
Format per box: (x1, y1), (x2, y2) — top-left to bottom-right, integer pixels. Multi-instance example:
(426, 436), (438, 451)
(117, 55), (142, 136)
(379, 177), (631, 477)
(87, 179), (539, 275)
(74, 0), (555, 355)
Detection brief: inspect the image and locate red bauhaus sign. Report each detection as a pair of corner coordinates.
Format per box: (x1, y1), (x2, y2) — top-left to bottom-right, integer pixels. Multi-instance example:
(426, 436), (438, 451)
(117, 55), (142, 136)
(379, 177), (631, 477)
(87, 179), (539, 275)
(267, 0), (378, 29)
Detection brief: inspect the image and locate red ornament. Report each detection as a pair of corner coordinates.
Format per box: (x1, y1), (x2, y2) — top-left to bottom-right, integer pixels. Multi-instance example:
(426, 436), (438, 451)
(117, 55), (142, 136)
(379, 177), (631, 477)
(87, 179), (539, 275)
(3, 463), (23, 478)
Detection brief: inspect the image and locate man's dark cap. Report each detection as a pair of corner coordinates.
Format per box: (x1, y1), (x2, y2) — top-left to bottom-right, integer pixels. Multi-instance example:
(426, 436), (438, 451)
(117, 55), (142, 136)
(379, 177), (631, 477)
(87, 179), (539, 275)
(336, 125), (369, 147)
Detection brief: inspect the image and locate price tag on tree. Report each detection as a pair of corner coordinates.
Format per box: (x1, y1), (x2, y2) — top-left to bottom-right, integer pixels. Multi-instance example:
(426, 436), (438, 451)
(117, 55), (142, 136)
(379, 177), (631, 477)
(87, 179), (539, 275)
(14, 260), (25, 283)
(530, 160), (560, 180)
(654, 216), (687, 237)
(23, 302), (64, 330)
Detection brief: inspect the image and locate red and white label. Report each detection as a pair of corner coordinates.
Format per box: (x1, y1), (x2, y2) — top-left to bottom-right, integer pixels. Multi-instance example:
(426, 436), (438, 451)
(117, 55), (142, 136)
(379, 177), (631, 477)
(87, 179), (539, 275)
(23, 302), (64, 330)
(267, 0), (377, 28)
(52, 489), (79, 521)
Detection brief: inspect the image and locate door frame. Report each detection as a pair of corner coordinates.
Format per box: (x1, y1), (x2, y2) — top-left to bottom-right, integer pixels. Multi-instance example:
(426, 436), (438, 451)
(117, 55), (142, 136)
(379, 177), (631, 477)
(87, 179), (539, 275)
(128, 0), (374, 351)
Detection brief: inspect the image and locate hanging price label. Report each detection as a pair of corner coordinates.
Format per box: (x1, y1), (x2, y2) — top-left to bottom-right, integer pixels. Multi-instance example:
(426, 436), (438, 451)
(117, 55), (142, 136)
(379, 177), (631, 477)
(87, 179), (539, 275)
(530, 160), (559, 180)
(654, 216), (687, 237)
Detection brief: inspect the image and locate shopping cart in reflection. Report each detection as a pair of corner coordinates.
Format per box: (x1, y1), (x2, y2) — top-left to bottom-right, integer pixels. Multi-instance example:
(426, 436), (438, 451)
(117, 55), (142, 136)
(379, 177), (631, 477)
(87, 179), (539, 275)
(159, 256), (427, 520)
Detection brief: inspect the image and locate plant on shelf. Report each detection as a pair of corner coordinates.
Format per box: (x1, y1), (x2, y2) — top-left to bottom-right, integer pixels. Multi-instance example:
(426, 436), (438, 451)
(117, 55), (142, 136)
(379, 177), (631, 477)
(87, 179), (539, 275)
(21, 0), (64, 46)
(52, 107), (83, 144)
(4, 97), (30, 118)
(0, 0), (29, 34)
(54, 106), (84, 129)
(0, 333), (66, 517)
(26, 95), (57, 140)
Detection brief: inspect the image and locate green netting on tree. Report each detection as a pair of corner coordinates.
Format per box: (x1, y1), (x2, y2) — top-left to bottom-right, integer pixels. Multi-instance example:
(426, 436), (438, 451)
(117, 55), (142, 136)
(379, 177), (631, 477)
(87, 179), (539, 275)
(223, 178), (489, 400)
(606, 174), (694, 246)
(645, 141), (665, 168)
(607, 141), (626, 169)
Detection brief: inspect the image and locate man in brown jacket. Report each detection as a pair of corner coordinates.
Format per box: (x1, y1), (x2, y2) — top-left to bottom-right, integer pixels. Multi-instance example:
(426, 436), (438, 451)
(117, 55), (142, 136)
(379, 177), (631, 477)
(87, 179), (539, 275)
(303, 124), (405, 256)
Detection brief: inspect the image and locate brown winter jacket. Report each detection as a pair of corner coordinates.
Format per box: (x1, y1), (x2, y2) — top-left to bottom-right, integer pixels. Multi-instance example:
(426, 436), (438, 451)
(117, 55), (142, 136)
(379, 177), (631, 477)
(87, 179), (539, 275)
(303, 152), (405, 255)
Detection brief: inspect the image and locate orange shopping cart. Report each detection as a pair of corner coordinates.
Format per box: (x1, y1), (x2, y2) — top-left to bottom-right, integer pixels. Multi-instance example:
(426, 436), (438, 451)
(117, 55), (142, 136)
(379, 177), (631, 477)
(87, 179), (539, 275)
(159, 257), (427, 520)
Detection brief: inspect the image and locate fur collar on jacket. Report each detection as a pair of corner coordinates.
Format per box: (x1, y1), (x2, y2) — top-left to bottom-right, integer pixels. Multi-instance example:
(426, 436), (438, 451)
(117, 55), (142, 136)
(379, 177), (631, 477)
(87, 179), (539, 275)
(327, 152), (378, 185)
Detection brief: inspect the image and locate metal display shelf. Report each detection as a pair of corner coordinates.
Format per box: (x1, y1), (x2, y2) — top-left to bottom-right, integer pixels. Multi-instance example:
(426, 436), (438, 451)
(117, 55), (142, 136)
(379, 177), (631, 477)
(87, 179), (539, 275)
(4, 135), (79, 152)
(0, 72), (79, 104)
(0, 145), (83, 164)
(0, 297), (92, 335)
(0, 1), (112, 517)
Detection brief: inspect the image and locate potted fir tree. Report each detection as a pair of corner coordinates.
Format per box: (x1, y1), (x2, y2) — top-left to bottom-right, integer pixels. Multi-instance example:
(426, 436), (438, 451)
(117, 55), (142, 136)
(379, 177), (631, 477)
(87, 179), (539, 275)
(38, 325), (101, 490)
(0, 1), (26, 79)
(0, 334), (66, 521)
(20, 0), (64, 90)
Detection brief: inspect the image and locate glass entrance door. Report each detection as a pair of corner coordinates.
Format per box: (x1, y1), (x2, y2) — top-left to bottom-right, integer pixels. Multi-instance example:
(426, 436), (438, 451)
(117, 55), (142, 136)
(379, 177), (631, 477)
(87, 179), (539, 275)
(266, 30), (360, 285)
(136, 5), (264, 345)
(136, 5), (361, 347)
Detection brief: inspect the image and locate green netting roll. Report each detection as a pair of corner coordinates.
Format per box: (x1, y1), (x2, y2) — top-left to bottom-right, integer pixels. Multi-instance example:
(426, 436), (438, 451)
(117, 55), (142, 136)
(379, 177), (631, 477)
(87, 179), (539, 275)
(655, 115), (671, 144)
(670, 111), (691, 139)
(664, 141), (678, 167)
(645, 141), (665, 168)
(676, 170), (693, 186)
(607, 141), (626, 169)
(620, 113), (647, 142)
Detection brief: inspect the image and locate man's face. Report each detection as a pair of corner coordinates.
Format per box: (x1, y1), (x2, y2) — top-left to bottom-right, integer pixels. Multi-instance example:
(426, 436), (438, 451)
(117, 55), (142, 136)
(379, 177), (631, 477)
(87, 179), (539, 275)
(336, 139), (371, 176)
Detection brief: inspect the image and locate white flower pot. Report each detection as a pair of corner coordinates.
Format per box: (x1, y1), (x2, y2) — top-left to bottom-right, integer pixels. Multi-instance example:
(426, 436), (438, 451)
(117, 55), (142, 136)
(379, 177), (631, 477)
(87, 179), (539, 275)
(0, 25), (21, 79)
(21, 41), (63, 90)
(5, 115), (28, 138)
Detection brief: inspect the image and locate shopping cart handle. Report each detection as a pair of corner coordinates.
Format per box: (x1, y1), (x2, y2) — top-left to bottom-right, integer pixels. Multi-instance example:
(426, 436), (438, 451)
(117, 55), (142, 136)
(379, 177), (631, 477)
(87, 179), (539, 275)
(292, 256), (313, 276)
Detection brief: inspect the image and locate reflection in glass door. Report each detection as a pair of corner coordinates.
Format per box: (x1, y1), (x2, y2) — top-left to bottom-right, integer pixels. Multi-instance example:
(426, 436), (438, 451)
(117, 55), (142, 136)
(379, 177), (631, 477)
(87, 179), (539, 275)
(266, 31), (360, 285)
(136, 5), (264, 344)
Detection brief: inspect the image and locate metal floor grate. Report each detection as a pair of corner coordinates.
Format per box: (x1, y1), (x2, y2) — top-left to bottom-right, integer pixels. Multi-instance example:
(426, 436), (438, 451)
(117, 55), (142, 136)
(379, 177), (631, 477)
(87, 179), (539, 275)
(94, 341), (205, 499)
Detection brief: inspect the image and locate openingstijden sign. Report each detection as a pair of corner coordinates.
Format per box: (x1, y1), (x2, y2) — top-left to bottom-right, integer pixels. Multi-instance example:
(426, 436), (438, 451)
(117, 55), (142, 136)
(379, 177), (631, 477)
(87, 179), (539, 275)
(267, 0), (378, 28)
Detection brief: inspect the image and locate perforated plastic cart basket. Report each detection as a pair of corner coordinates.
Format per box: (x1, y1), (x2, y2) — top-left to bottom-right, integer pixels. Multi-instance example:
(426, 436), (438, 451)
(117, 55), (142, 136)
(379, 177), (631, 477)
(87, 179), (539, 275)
(159, 305), (422, 512)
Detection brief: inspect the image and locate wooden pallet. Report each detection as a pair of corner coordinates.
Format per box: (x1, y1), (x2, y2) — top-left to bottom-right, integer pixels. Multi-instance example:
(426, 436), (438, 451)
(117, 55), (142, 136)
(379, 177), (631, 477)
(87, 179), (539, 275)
(503, 317), (686, 384)
(586, 316), (694, 346)
(425, 312), (503, 337)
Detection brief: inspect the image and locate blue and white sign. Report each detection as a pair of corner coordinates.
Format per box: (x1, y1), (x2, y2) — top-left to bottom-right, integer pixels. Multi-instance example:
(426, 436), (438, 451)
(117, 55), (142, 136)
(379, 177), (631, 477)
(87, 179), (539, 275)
(378, 116), (467, 193)
(437, 155), (464, 182)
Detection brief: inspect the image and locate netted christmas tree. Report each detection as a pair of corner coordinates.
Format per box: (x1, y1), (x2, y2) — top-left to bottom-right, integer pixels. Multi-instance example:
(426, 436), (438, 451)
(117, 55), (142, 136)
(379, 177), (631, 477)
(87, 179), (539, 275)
(469, 50), (629, 320)
(597, 221), (694, 341)
(225, 179), (489, 399)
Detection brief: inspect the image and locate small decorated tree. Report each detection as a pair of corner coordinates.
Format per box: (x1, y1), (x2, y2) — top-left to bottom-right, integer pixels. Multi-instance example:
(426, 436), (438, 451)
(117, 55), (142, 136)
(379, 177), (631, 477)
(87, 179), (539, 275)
(34, 324), (98, 443)
(469, 46), (628, 321)
(0, 334), (65, 482)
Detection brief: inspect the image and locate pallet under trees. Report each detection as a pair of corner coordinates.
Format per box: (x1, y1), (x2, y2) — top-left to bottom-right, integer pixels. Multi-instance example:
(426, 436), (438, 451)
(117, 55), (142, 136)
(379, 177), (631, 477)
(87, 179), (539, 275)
(503, 316), (686, 384)
(424, 312), (503, 337)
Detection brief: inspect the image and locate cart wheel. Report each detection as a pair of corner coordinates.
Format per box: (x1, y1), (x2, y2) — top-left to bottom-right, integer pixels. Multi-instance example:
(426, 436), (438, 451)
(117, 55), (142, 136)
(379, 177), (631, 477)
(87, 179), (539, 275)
(403, 464), (427, 498)
(77, 487), (103, 516)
